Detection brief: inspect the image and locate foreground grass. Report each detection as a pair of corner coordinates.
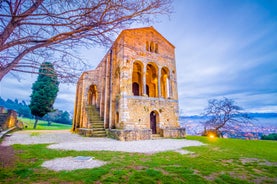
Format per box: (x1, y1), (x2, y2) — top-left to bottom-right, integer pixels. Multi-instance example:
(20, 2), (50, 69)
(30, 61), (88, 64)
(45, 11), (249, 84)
(19, 117), (71, 130)
(0, 136), (276, 184)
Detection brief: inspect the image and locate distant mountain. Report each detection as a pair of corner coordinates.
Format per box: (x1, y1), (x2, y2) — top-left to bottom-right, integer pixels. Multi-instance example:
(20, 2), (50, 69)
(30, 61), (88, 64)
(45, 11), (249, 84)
(180, 112), (277, 132)
(180, 112), (277, 119)
(248, 113), (277, 118)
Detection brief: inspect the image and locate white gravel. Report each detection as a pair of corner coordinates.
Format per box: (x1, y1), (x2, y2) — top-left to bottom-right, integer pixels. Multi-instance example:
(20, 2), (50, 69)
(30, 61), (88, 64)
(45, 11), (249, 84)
(41, 156), (106, 171)
(2, 130), (204, 171)
(2, 130), (204, 154)
(48, 139), (203, 153)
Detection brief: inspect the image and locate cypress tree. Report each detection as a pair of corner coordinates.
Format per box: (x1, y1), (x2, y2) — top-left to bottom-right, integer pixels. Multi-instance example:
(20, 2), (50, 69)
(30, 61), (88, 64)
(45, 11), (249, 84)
(29, 62), (59, 129)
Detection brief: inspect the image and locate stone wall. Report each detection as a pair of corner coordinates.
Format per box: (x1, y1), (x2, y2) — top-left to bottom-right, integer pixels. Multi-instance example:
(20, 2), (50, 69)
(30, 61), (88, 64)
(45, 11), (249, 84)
(161, 128), (186, 138)
(107, 129), (152, 141)
(117, 96), (179, 130)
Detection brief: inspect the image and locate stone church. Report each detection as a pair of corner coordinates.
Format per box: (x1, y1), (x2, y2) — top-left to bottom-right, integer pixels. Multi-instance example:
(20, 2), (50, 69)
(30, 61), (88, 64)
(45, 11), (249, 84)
(72, 26), (185, 141)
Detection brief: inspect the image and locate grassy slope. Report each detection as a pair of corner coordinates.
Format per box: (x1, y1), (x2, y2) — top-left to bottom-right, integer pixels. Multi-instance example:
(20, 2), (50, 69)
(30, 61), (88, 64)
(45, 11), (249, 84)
(0, 136), (276, 184)
(18, 117), (71, 130)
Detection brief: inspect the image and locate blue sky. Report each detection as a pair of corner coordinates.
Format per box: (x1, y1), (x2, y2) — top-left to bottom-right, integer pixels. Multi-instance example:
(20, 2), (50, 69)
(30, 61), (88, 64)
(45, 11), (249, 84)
(1, 0), (277, 115)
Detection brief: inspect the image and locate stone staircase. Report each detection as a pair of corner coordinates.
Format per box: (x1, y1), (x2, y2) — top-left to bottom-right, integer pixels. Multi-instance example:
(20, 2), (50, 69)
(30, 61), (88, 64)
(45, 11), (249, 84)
(78, 105), (106, 137)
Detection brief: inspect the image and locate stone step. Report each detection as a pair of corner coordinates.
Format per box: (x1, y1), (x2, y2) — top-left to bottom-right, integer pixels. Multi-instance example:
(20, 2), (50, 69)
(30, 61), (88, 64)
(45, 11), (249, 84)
(90, 120), (104, 122)
(93, 134), (106, 137)
(92, 127), (105, 131)
(152, 134), (163, 139)
(88, 124), (104, 128)
(87, 113), (100, 116)
(93, 132), (106, 136)
(89, 120), (104, 123)
(91, 125), (104, 128)
(88, 115), (101, 117)
(90, 121), (104, 124)
(89, 118), (103, 121)
(93, 132), (106, 135)
(77, 128), (106, 137)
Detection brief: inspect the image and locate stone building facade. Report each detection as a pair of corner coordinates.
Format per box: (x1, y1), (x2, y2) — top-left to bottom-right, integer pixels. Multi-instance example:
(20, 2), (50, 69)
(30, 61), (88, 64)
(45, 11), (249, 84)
(72, 27), (185, 141)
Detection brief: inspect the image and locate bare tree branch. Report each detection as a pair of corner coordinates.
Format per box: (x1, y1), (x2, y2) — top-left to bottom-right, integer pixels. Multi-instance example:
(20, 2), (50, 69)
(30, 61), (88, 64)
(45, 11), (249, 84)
(0, 0), (173, 82)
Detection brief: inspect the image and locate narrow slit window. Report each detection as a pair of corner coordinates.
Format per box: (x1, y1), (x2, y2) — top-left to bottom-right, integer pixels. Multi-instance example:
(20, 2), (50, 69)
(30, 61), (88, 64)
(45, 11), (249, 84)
(150, 41), (154, 52)
(155, 43), (158, 53)
(146, 41), (149, 51)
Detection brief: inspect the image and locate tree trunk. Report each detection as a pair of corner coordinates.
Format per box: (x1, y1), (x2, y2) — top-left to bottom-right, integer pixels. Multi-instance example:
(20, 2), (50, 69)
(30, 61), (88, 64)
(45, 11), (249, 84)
(33, 117), (39, 129)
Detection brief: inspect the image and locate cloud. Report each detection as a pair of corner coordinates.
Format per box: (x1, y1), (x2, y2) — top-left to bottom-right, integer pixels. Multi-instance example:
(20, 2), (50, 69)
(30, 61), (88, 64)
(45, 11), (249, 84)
(1, 0), (277, 116)
(0, 73), (77, 114)
(0, 73), (34, 103)
(165, 0), (277, 115)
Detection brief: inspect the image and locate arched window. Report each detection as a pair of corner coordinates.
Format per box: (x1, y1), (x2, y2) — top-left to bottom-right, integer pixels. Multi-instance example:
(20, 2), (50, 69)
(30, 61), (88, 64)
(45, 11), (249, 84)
(161, 67), (170, 98)
(132, 61), (143, 96)
(146, 63), (158, 97)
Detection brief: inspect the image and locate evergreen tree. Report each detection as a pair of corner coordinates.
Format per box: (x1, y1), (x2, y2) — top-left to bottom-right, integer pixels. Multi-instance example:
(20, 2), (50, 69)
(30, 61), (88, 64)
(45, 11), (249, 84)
(29, 62), (59, 129)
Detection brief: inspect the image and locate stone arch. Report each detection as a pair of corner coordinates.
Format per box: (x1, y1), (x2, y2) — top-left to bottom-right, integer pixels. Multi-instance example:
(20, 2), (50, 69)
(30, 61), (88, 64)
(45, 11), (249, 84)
(87, 84), (97, 106)
(132, 61), (143, 96)
(161, 67), (170, 98)
(146, 63), (158, 97)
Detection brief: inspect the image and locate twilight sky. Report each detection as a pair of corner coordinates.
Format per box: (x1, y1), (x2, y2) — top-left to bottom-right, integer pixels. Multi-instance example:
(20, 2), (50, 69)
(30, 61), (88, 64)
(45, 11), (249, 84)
(1, 0), (277, 115)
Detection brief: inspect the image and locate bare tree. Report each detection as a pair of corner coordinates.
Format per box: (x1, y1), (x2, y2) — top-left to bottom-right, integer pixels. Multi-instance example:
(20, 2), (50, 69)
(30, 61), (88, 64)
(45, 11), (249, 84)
(0, 0), (172, 82)
(202, 97), (252, 137)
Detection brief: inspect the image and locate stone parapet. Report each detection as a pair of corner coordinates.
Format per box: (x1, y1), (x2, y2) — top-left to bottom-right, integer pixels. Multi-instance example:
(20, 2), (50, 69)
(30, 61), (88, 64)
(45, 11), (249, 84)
(77, 128), (93, 137)
(108, 129), (152, 141)
(161, 128), (186, 138)
(77, 128), (106, 137)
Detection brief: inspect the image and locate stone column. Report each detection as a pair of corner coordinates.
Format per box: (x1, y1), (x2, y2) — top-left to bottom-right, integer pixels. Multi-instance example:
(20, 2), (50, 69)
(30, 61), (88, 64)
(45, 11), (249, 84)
(168, 72), (173, 98)
(142, 65), (147, 96)
(158, 67), (161, 98)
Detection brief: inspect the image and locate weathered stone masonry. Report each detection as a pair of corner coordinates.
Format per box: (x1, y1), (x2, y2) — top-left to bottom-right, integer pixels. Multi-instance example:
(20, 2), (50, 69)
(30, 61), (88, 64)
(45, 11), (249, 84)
(73, 27), (185, 140)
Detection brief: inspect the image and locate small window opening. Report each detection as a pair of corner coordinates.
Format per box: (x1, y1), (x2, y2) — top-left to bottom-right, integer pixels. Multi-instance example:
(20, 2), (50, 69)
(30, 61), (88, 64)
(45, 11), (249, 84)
(146, 41), (149, 51)
(155, 43), (158, 53)
(150, 41), (154, 52)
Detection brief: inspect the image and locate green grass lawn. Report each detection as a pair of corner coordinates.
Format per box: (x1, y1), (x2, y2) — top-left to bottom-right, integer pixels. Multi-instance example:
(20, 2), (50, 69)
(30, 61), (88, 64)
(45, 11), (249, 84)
(18, 117), (72, 130)
(0, 136), (276, 183)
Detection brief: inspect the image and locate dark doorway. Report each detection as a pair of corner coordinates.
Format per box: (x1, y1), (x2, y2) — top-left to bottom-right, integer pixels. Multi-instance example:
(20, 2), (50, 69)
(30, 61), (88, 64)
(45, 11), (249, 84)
(132, 82), (140, 96)
(150, 111), (157, 134)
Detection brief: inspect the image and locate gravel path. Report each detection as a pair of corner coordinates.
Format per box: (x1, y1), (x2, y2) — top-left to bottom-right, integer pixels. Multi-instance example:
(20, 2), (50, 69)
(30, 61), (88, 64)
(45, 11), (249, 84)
(2, 130), (204, 153)
(1, 130), (204, 171)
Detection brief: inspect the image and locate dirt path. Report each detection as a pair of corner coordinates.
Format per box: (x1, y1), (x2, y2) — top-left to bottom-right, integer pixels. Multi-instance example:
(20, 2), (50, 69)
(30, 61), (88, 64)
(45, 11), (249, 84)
(0, 145), (16, 168)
